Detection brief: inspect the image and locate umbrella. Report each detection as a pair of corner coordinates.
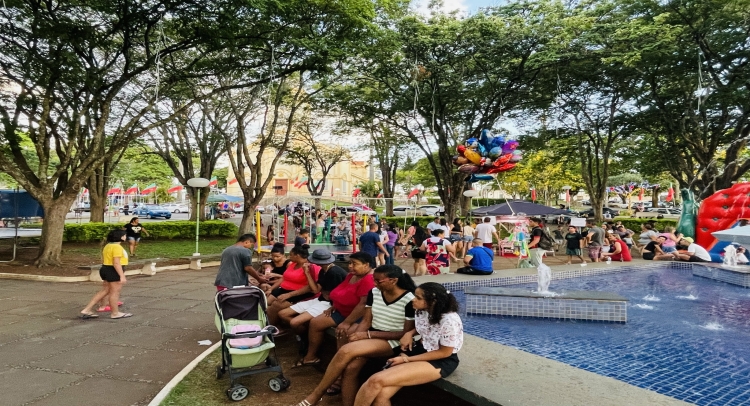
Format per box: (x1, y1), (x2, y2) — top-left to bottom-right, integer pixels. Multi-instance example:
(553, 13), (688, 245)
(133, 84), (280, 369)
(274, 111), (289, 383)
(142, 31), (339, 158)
(711, 226), (750, 246)
(471, 200), (570, 216)
(206, 193), (244, 203)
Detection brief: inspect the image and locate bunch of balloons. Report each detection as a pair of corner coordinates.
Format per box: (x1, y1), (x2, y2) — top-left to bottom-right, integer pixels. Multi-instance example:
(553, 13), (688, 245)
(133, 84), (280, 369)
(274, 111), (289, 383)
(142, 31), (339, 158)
(452, 129), (523, 182)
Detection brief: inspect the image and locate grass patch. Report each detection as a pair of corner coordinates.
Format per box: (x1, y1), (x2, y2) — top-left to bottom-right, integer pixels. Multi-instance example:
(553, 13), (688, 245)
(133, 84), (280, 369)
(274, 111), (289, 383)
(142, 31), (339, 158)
(63, 237), (237, 259)
(161, 350), (226, 406)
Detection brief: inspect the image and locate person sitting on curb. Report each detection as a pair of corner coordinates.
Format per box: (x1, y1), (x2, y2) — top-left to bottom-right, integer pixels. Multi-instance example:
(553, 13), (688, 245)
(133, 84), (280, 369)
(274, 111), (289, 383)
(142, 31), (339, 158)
(641, 235), (675, 261)
(672, 237), (712, 262)
(456, 238), (494, 275)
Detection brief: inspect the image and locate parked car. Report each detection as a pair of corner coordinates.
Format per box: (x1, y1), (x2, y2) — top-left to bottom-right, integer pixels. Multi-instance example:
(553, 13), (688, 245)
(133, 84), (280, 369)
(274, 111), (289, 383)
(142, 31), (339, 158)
(578, 207), (620, 218)
(338, 206), (377, 216)
(386, 206), (426, 217)
(635, 207), (681, 219)
(232, 204), (265, 213)
(134, 204), (172, 219)
(418, 205), (445, 216)
(163, 203), (189, 213)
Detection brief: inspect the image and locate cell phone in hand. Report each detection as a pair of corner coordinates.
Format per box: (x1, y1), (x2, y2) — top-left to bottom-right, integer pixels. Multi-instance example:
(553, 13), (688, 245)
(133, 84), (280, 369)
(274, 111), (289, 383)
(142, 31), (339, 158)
(382, 361), (392, 370)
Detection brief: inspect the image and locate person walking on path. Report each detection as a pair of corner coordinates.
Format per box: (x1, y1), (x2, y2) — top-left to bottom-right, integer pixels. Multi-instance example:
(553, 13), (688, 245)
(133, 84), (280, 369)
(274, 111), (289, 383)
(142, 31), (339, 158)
(564, 226), (587, 265)
(456, 238), (494, 275)
(474, 217), (499, 250)
(80, 230), (132, 320)
(360, 223), (389, 262)
(585, 219), (605, 263)
(213, 234), (266, 291)
(461, 220), (475, 258)
(420, 229), (456, 275)
(527, 217), (553, 267)
(385, 225), (398, 265)
(123, 217), (149, 257)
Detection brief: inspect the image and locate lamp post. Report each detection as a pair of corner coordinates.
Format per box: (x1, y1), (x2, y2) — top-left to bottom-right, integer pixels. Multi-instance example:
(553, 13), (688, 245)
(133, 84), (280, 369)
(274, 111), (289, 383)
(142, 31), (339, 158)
(463, 189), (479, 221)
(187, 177), (210, 255)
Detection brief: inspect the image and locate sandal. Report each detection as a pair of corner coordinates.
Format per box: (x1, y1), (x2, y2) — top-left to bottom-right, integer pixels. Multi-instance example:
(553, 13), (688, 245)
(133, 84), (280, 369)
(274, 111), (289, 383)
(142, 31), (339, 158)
(97, 302), (124, 312)
(292, 358), (320, 368)
(110, 313), (133, 319)
(79, 313), (99, 319)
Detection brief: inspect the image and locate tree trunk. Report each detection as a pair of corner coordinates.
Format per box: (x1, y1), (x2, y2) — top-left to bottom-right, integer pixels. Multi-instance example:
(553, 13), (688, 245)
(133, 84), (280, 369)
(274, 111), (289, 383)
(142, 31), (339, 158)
(188, 187), (209, 221)
(34, 195), (78, 267)
(652, 187), (659, 207)
(314, 196), (321, 210)
(384, 198), (394, 217)
(87, 170), (108, 223)
(438, 172), (466, 222)
(239, 197), (264, 235)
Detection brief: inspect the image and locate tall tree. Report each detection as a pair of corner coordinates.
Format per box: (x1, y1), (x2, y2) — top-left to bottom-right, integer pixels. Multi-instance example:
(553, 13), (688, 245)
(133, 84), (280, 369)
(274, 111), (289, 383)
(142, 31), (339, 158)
(282, 113), (351, 210)
(332, 2), (573, 221)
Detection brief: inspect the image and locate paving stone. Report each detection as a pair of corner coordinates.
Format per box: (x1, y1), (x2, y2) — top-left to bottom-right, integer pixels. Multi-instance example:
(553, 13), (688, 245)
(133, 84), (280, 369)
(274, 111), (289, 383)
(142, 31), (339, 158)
(30, 343), (144, 374)
(136, 298), (202, 311)
(0, 318), (75, 340)
(7, 302), (82, 318)
(99, 325), (186, 349)
(184, 301), (217, 314)
(0, 298), (37, 312)
(104, 349), (196, 383)
(147, 312), (214, 332)
(34, 320), (128, 342)
(173, 288), (217, 301)
(0, 367), (82, 405)
(30, 376), (158, 406)
(0, 337), (82, 366)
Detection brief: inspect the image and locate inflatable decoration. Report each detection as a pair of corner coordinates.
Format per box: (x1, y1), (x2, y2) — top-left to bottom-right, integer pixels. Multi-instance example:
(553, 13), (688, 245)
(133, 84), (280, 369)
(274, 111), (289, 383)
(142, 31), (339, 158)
(695, 182), (750, 262)
(453, 129), (522, 183)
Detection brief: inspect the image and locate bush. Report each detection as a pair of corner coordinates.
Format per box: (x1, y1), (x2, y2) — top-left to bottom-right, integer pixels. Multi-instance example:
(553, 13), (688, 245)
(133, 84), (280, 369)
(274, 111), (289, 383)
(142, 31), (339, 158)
(613, 217), (678, 232)
(23, 221), (239, 242)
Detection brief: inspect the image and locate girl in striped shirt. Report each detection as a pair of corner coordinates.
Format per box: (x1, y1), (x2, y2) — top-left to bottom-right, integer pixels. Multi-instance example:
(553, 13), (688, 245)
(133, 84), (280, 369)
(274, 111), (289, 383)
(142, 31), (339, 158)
(294, 265), (416, 406)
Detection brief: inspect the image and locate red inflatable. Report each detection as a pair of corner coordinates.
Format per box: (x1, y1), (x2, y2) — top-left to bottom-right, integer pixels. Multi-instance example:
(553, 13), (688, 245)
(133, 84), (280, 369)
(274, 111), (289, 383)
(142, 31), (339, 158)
(695, 182), (750, 249)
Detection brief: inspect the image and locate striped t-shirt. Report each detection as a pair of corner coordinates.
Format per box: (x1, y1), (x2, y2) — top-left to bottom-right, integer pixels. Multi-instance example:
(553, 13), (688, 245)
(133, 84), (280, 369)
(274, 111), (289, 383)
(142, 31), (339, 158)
(366, 288), (415, 347)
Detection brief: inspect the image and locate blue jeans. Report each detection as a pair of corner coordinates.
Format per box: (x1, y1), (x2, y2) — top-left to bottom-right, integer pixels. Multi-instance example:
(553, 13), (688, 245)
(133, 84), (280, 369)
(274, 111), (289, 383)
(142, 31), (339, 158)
(386, 245), (395, 265)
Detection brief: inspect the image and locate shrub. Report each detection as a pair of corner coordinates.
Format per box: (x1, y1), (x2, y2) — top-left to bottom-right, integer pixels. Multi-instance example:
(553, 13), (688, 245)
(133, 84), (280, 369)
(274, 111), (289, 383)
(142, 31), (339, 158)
(613, 217), (678, 232)
(23, 221), (238, 242)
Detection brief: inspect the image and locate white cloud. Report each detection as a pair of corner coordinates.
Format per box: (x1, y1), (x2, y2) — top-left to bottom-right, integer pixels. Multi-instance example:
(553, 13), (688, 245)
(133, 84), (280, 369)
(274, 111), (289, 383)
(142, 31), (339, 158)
(410, 0), (469, 17)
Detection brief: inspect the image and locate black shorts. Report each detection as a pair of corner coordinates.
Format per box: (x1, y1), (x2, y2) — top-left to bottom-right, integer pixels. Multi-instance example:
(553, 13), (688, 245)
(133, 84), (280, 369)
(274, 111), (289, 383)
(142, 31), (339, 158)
(642, 252), (655, 261)
(688, 256), (709, 263)
(271, 287), (315, 304)
(99, 265), (121, 282)
(411, 249), (426, 260)
(393, 341), (459, 378)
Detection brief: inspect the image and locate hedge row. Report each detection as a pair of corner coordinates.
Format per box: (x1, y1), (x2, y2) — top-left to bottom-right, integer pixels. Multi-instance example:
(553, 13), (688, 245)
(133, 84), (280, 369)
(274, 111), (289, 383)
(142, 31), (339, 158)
(23, 221), (238, 243)
(611, 217), (678, 232)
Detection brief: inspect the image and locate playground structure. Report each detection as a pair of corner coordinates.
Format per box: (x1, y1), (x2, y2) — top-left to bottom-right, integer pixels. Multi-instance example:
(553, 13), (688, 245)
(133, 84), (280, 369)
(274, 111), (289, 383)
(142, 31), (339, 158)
(693, 182), (750, 262)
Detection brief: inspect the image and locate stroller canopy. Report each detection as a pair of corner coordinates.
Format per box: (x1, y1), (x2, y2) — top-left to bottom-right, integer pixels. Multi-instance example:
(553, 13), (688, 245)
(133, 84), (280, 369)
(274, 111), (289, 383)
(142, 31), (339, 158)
(216, 287), (266, 320)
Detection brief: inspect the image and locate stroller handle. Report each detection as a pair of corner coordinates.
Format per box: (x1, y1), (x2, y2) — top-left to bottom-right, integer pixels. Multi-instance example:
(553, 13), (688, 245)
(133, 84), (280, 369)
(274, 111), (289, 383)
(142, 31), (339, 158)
(224, 325), (279, 339)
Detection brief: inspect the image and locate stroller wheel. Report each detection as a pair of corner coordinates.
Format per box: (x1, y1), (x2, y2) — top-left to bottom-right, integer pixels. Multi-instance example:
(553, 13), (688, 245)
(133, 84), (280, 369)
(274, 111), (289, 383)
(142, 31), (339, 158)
(269, 377), (288, 392)
(227, 385), (249, 401)
(215, 365), (224, 379)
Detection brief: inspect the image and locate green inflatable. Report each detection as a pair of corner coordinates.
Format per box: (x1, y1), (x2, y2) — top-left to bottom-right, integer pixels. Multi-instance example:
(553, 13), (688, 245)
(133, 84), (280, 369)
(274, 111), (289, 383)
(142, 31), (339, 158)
(676, 189), (697, 239)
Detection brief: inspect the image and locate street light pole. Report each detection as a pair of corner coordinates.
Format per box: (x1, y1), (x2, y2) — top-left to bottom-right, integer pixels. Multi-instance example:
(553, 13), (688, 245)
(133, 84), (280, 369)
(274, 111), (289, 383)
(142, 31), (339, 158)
(187, 177), (210, 255)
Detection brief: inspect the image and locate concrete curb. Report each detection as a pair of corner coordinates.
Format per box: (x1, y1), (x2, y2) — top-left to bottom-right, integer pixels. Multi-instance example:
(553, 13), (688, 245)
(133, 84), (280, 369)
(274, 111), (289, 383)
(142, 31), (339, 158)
(0, 261), (221, 283)
(148, 341), (221, 406)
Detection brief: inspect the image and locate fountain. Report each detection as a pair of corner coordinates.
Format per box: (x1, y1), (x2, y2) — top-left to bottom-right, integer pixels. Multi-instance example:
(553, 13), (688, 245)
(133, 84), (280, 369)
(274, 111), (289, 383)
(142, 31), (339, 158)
(723, 245), (738, 267)
(464, 264), (628, 322)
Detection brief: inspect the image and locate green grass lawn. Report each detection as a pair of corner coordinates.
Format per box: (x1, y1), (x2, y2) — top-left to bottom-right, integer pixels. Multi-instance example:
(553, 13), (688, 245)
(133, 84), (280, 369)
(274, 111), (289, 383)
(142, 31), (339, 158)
(63, 237), (238, 259)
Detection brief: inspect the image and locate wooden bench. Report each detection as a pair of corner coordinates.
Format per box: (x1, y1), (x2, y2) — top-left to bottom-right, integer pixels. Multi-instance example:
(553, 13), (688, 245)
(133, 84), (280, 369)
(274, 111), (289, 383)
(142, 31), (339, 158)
(179, 253), (223, 270)
(79, 258), (165, 281)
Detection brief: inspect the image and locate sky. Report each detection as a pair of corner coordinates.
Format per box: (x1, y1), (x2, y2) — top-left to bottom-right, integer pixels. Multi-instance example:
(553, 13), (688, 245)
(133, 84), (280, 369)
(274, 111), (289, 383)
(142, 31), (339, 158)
(411, 0), (505, 15)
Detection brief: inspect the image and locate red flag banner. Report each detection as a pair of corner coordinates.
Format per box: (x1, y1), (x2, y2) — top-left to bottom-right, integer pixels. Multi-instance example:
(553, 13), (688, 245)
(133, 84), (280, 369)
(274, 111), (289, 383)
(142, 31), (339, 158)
(125, 184), (139, 195)
(167, 185), (183, 194)
(639, 187), (645, 201)
(666, 184), (674, 202)
(228, 178), (238, 185)
(352, 188), (361, 197)
(565, 189), (570, 203)
(407, 188), (419, 200)
(208, 176), (218, 187)
(141, 183), (157, 195)
(531, 189), (537, 202)
(107, 186), (121, 195)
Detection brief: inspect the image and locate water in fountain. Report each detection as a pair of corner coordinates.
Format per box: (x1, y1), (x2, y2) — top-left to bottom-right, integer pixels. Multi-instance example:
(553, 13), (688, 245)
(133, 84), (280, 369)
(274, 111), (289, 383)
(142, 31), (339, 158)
(536, 263), (554, 295)
(723, 244), (738, 267)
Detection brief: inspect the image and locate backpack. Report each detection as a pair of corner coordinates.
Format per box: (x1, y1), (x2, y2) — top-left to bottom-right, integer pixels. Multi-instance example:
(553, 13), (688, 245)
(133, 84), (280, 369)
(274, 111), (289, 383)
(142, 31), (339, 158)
(536, 226), (554, 251)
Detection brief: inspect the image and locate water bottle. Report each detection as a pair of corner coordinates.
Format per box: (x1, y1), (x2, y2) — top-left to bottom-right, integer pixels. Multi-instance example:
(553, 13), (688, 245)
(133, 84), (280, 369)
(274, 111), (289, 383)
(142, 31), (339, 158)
(606, 257), (611, 264)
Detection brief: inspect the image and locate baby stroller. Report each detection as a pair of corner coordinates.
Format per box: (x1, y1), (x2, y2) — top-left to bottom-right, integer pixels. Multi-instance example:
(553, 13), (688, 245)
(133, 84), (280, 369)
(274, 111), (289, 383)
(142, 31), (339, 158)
(214, 286), (290, 401)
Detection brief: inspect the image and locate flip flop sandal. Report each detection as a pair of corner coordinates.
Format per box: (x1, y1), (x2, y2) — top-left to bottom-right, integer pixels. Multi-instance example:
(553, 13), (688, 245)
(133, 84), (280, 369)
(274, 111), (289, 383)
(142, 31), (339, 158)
(97, 302), (124, 312)
(110, 313), (133, 319)
(79, 313), (99, 319)
(292, 358), (321, 368)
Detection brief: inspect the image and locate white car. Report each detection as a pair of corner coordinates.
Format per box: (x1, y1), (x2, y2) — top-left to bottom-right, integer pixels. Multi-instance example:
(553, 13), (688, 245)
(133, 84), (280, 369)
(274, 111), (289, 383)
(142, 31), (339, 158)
(418, 205), (444, 216)
(163, 203), (189, 213)
(338, 206), (377, 216)
(387, 206), (426, 217)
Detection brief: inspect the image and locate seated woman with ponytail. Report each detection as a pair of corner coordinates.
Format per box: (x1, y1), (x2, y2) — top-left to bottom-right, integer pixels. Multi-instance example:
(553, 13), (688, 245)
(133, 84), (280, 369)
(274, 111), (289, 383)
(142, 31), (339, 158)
(353, 282), (463, 406)
(294, 265), (417, 406)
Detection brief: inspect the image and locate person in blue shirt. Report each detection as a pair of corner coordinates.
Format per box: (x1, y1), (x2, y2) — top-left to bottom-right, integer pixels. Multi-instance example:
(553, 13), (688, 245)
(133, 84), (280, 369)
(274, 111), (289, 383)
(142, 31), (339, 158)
(456, 238), (494, 275)
(359, 223), (388, 260)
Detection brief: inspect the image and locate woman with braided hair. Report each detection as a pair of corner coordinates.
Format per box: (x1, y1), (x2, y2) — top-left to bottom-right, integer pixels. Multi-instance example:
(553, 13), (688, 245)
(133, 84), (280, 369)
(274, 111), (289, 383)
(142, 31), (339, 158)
(353, 282), (463, 406)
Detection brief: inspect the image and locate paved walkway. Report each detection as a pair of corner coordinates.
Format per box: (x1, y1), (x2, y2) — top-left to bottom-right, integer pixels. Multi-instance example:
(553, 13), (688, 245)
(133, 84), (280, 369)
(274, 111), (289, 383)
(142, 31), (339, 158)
(0, 269), (218, 406)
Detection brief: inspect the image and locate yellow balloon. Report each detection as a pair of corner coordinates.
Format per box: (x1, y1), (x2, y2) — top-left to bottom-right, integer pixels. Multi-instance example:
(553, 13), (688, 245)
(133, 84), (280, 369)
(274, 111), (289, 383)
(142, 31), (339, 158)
(463, 148), (482, 165)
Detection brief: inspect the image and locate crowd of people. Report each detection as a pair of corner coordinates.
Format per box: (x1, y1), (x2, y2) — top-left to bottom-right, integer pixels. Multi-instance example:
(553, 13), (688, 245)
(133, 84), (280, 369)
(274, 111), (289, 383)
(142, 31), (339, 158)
(211, 235), (464, 406)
